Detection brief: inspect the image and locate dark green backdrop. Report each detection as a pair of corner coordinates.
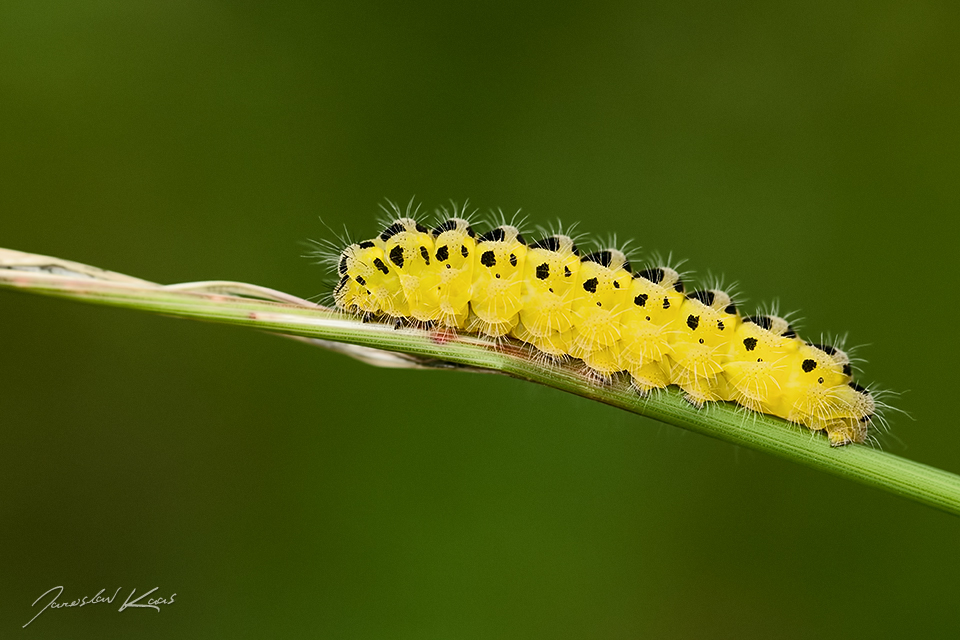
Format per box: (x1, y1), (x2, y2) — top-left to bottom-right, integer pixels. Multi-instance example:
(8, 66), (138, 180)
(2, 1), (958, 638)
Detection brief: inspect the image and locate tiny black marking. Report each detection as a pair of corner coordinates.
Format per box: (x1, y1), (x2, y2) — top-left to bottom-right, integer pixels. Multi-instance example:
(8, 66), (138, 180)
(582, 250), (613, 267)
(358, 240), (375, 249)
(480, 250), (496, 267)
(688, 290), (715, 306)
(509, 253), (517, 267)
(843, 363), (852, 376)
(597, 302), (602, 307)
(389, 245), (404, 267)
(634, 293), (648, 307)
(435, 245), (449, 262)
(415, 222), (428, 233)
(536, 263), (550, 280)
(637, 267), (663, 284)
(699, 338), (704, 344)
(687, 314), (700, 330)
(355, 275), (366, 286)
(743, 337), (758, 351)
(818, 377), (824, 384)
(724, 303), (737, 315)
(380, 222), (406, 241)
(433, 219), (473, 237)
(480, 227), (506, 243)
(461, 245), (469, 258)
(717, 320), (725, 330)
(783, 325), (797, 338)
(810, 343), (838, 356)
(745, 315), (773, 330)
(495, 273), (501, 279)
(849, 381), (869, 394)
(531, 236), (560, 252)
(373, 258), (389, 274)
(419, 246), (430, 264)
(582, 277), (599, 293)
(663, 297), (670, 309)
(802, 359), (817, 373)
(564, 265), (572, 277)
(433, 219), (457, 236)
(338, 254), (347, 276)
(674, 279), (685, 293)
(613, 280), (620, 289)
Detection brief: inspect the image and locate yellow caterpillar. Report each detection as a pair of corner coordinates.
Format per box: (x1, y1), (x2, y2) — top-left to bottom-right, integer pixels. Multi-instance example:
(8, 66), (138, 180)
(334, 214), (876, 446)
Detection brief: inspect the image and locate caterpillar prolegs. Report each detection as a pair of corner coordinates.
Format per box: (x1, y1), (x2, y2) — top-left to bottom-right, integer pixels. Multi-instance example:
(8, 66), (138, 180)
(333, 210), (877, 447)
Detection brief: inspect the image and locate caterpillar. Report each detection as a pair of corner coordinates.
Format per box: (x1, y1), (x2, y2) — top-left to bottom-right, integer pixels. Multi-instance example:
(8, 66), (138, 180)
(331, 205), (878, 447)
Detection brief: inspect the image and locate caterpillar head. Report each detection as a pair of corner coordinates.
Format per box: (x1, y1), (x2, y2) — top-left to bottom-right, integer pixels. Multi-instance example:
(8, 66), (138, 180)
(821, 382), (875, 446)
(333, 241), (388, 315)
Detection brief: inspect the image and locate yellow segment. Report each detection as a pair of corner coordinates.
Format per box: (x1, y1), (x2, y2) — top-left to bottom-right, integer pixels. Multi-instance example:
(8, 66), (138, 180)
(469, 226), (527, 337)
(431, 218), (477, 328)
(514, 235), (582, 346)
(380, 218), (441, 323)
(666, 289), (740, 404)
(717, 315), (802, 412)
(619, 267), (686, 391)
(567, 250), (632, 364)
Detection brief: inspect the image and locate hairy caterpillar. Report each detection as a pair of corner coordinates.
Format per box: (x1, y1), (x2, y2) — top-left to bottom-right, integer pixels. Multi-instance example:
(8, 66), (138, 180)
(331, 204), (878, 447)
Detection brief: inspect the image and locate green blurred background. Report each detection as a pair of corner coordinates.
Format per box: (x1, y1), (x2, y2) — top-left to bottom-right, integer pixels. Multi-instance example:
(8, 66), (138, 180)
(2, 1), (958, 637)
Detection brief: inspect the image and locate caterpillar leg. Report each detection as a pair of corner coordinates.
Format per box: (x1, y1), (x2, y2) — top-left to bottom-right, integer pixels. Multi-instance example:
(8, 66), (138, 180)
(582, 344), (623, 377)
(824, 419), (869, 447)
(627, 360), (670, 396)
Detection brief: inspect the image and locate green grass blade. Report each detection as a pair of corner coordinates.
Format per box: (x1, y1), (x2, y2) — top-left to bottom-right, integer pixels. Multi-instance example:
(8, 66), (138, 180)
(2, 247), (958, 516)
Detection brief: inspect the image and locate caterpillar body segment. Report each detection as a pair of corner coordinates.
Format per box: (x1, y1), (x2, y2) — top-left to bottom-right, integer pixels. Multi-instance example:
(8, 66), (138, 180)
(430, 217), (477, 328)
(619, 267), (686, 393)
(333, 213), (878, 446)
(567, 250), (633, 370)
(512, 234), (583, 356)
(668, 290), (740, 405)
(467, 225), (528, 337)
(380, 218), (440, 323)
(518, 235), (582, 337)
(716, 315), (801, 412)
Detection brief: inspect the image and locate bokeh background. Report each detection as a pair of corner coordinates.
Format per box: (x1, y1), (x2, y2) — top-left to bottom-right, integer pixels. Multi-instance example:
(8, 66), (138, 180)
(2, 1), (958, 638)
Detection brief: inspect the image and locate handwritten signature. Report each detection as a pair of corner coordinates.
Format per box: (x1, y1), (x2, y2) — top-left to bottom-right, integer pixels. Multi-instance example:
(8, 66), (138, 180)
(24, 585), (176, 628)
